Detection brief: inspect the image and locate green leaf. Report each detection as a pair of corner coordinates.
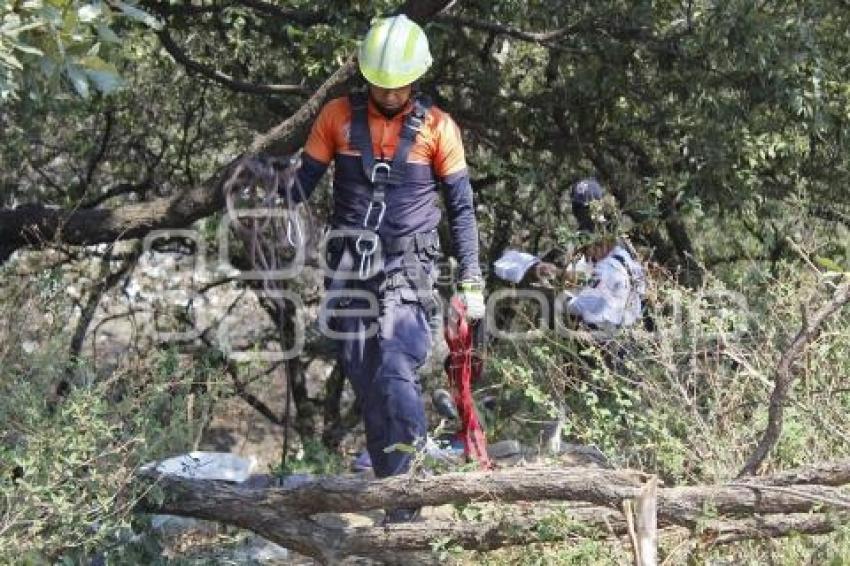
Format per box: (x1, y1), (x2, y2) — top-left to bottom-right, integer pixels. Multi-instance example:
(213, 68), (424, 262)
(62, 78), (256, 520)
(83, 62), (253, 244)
(113, 1), (162, 30)
(65, 64), (89, 98)
(383, 442), (416, 455)
(79, 54), (113, 72)
(815, 256), (847, 273)
(0, 50), (23, 70)
(95, 23), (120, 44)
(85, 69), (122, 93)
(12, 43), (44, 57)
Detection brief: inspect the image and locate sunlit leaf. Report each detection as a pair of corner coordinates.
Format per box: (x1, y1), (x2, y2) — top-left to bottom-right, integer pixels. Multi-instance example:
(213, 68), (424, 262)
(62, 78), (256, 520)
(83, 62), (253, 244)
(0, 50), (23, 70)
(78, 4), (103, 23)
(113, 1), (162, 30)
(65, 64), (89, 98)
(12, 43), (44, 57)
(95, 23), (120, 44)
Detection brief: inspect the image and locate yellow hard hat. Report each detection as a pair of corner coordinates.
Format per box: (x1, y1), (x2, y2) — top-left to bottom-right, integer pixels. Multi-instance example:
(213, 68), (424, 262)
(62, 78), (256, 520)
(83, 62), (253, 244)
(358, 15), (433, 89)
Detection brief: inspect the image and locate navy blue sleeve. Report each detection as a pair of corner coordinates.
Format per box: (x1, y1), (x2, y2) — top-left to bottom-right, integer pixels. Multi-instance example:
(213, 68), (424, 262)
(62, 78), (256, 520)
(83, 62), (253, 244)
(282, 153), (328, 203)
(441, 168), (482, 280)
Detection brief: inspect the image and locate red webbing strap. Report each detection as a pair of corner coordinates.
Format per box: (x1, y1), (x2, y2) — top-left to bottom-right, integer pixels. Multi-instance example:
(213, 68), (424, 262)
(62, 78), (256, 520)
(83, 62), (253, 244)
(444, 296), (492, 470)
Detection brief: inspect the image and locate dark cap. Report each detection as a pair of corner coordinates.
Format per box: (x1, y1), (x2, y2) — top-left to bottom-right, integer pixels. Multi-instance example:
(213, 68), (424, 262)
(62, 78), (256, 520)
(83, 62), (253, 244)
(571, 178), (605, 206)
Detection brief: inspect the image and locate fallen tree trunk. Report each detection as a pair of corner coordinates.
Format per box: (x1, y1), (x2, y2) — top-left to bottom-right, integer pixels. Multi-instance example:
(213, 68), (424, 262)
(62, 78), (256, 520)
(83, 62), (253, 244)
(138, 460), (850, 564)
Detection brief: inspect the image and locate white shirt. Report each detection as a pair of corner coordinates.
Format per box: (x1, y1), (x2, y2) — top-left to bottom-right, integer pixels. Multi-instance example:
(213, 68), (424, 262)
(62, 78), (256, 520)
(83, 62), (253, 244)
(568, 245), (645, 329)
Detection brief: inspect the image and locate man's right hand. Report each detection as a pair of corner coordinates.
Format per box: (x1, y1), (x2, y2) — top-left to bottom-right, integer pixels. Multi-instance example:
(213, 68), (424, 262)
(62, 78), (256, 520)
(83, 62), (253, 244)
(457, 278), (486, 320)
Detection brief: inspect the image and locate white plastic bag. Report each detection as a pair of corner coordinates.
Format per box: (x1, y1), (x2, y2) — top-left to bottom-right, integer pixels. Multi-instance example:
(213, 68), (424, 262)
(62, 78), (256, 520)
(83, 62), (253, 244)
(141, 451), (254, 482)
(493, 250), (540, 283)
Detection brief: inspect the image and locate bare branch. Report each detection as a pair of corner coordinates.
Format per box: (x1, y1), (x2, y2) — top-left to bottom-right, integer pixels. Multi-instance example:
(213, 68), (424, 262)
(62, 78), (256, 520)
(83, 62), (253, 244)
(69, 246), (141, 361)
(395, 0), (457, 23)
(75, 108), (115, 200)
(738, 279), (850, 476)
(435, 14), (576, 43)
(157, 27), (310, 96)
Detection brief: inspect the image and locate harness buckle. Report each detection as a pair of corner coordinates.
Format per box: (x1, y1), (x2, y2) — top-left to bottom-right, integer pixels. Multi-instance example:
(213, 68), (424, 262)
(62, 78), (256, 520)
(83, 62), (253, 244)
(370, 162), (392, 184)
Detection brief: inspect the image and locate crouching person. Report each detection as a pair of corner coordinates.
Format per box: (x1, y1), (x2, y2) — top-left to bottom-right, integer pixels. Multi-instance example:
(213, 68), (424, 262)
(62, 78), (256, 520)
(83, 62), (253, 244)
(492, 178), (647, 457)
(494, 178), (646, 331)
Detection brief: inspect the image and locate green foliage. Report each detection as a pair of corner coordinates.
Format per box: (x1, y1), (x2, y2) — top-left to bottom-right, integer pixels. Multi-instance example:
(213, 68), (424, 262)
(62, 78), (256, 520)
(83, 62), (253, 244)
(275, 438), (344, 477)
(0, 269), (227, 561)
(487, 258), (850, 484)
(0, 0), (162, 101)
(477, 539), (627, 565)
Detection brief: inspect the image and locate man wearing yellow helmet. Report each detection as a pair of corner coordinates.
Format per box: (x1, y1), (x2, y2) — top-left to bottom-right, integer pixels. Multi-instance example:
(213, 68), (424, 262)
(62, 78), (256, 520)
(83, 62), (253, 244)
(290, 14), (484, 519)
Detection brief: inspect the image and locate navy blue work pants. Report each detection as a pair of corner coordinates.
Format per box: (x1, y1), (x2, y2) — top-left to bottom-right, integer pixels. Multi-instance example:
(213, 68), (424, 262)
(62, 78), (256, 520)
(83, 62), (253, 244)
(326, 250), (434, 478)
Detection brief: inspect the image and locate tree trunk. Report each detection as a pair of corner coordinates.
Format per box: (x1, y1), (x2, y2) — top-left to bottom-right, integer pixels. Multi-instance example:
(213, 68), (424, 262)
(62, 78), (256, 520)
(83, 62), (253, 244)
(138, 459), (850, 563)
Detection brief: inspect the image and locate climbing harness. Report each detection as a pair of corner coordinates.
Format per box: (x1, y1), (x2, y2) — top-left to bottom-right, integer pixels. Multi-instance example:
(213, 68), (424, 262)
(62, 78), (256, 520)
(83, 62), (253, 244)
(444, 296), (492, 470)
(347, 92), (433, 280)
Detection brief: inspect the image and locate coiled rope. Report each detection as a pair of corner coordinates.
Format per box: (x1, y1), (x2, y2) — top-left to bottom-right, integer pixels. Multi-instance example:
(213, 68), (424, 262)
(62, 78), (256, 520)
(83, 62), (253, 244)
(222, 153), (315, 474)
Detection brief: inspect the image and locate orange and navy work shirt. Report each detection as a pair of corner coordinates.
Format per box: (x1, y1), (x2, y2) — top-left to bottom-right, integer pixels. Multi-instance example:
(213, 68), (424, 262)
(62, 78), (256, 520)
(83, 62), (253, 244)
(297, 95), (472, 236)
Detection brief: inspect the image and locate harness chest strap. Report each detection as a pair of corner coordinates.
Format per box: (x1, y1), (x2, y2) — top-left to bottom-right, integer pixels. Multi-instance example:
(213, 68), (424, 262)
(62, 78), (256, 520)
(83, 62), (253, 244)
(348, 92), (433, 225)
(348, 92), (434, 280)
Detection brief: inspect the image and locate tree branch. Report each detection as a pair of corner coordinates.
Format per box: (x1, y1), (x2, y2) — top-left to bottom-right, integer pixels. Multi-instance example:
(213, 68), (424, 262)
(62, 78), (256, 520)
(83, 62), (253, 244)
(435, 14), (576, 43)
(74, 108), (115, 201)
(157, 27), (310, 96)
(81, 180), (153, 209)
(738, 279), (850, 477)
(0, 0), (455, 262)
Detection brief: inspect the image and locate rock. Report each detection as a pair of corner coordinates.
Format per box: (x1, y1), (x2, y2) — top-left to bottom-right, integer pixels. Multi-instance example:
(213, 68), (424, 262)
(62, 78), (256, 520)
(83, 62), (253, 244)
(229, 537), (291, 564)
(487, 439), (523, 459)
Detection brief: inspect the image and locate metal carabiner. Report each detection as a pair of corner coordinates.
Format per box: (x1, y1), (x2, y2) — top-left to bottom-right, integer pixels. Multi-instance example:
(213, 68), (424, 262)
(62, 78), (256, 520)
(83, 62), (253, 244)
(358, 252), (373, 280)
(355, 232), (379, 280)
(362, 200), (386, 231)
(286, 215), (302, 247)
(355, 232), (378, 256)
(371, 162), (391, 184)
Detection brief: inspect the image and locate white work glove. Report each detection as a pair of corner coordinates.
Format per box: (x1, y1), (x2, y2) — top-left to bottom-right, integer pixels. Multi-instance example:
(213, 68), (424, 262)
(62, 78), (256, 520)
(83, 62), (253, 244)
(457, 278), (486, 320)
